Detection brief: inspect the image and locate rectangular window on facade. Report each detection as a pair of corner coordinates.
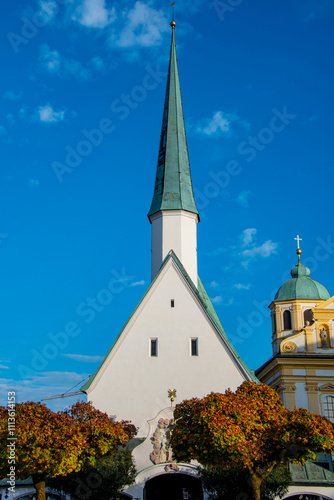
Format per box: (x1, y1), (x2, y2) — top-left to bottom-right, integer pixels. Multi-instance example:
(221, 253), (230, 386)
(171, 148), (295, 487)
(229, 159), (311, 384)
(150, 338), (158, 357)
(191, 338), (198, 356)
(171, 299), (175, 307)
(323, 396), (334, 423)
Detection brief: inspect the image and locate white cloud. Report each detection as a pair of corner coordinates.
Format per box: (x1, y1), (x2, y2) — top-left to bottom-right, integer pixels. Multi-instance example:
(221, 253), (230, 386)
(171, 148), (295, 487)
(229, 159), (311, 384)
(3, 90), (22, 100)
(0, 364), (9, 369)
(130, 280), (146, 287)
(238, 229), (278, 268)
(242, 228), (257, 246)
(39, 44), (92, 80)
(39, 44), (61, 72)
(38, 0), (58, 22)
(210, 281), (219, 288)
(211, 296), (223, 304)
(19, 107), (28, 119)
(242, 240), (278, 259)
(36, 104), (65, 123)
(62, 354), (104, 363)
(234, 283), (251, 290)
(0, 371), (88, 411)
(236, 190), (251, 208)
(115, 2), (169, 48)
(197, 111), (231, 136)
(195, 111), (249, 137)
(71, 0), (116, 28)
(90, 55), (105, 72)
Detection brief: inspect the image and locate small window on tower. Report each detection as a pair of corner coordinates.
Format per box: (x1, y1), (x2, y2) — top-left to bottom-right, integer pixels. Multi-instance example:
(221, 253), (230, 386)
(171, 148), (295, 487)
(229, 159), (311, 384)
(283, 310), (292, 330)
(171, 299), (175, 308)
(150, 338), (158, 357)
(191, 338), (198, 356)
(272, 312), (276, 334)
(304, 308), (313, 326)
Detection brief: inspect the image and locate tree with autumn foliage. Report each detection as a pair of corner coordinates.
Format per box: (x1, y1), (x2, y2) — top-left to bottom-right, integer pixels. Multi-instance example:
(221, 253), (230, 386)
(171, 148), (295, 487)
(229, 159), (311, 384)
(199, 464), (292, 500)
(171, 382), (334, 500)
(0, 401), (136, 500)
(48, 448), (136, 500)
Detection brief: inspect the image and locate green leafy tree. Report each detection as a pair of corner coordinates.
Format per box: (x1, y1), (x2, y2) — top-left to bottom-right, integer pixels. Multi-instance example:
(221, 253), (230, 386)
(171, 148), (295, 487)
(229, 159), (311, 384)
(48, 448), (136, 500)
(171, 382), (334, 500)
(199, 464), (291, 500)
(0, 401), (136, 500)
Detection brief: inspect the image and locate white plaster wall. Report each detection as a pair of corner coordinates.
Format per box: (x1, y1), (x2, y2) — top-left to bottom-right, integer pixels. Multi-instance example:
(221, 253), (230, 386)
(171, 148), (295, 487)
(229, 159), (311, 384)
(316, 370), (334, 377)
(300, 302), (317, 309)
(293, 369), (306, 376)
(295, 382), (309, 410)
(87, 262), (249, 436)
(281, 334), (305, 352)
(151, 210), (198, 285)
(294, 334), (306, 352)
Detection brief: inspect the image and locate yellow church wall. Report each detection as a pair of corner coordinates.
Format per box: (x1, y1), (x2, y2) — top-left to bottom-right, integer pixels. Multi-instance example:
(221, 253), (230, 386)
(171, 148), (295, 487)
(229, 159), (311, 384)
(257, 356), (334, 417)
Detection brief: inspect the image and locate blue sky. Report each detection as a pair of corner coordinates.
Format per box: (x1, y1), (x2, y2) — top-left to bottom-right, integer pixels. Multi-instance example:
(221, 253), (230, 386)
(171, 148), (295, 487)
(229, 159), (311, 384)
(1, 0), (334, 411)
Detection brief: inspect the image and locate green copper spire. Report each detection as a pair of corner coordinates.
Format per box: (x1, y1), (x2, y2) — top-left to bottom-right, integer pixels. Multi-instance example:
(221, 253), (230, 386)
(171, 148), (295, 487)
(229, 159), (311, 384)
(148, 24), (199, 218)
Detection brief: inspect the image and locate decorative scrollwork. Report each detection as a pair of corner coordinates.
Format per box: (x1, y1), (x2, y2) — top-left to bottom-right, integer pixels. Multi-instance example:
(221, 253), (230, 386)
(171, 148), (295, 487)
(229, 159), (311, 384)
(306, 385), (319, 393)
(285, 385), (296, 393)
(281, 341), (297, 353)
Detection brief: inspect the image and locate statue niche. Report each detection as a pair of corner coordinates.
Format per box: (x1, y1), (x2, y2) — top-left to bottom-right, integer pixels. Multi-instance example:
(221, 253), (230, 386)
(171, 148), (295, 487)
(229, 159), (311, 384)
(320, 326), (329, 348)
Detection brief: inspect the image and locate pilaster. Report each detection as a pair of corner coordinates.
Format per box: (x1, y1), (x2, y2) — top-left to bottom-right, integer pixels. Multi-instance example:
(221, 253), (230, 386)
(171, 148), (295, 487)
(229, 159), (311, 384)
(306, 385), (320, 415)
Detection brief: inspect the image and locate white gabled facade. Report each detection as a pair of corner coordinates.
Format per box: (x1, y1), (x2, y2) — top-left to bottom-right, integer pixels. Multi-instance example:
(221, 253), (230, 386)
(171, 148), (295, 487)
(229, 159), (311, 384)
(84, 254), (254, 436)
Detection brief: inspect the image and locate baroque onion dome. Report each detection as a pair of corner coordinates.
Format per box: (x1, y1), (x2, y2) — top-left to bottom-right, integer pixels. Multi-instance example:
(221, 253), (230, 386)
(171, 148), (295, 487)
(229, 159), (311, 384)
(275, 249), (330, 301)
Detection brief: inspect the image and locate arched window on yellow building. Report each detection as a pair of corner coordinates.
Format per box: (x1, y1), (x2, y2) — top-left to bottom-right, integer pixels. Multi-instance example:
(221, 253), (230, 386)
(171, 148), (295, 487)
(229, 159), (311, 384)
(323, 395), (334, 423)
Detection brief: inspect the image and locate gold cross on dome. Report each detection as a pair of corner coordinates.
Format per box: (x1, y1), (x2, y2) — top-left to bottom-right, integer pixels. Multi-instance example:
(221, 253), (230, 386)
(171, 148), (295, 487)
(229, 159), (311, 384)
(294, 234), (302, 249)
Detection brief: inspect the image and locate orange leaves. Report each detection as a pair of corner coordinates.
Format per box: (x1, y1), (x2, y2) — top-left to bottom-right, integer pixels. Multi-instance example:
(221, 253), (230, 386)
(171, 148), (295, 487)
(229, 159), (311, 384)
(171, 382), (334, 479)
(0, 400), (137, 489)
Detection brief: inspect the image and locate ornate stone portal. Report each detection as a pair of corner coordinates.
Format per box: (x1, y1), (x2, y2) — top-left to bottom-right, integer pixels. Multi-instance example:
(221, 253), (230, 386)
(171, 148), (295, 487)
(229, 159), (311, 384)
(126, 406), (199, 499)
(150, 417), (176, 465)
(132, 406), (181, 474)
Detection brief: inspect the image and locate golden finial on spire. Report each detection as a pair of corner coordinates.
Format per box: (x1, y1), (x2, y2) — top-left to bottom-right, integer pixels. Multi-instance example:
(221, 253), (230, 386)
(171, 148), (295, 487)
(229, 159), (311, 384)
(168, 389), (177, 407)
(171, 2), (176, 28)
(294, 234), (302, 255)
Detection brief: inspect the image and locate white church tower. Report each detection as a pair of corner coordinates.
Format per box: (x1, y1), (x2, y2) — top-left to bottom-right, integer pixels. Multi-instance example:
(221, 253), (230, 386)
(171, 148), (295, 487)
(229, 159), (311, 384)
(81, 23), (257, 498)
